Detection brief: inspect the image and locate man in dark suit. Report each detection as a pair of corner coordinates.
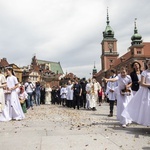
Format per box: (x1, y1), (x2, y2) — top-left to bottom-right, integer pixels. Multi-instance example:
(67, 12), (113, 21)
(72, 79), (82, 110)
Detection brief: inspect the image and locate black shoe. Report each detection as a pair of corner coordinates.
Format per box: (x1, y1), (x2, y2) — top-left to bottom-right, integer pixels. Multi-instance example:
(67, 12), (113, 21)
(108, 113), (113, 117)
(92, 107), (97, 111)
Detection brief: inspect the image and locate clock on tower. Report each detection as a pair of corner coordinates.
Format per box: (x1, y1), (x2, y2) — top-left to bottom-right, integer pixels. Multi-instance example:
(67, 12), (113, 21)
(108, 43), (113, 49)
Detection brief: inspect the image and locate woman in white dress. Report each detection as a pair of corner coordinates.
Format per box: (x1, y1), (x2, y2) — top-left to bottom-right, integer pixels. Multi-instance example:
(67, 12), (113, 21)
(122, 60), (150, 126)
(0, 69), (7, 113)
(45, 83), (52, 104)
(104, 67), (133, 127)
(0, 67), (25, 121)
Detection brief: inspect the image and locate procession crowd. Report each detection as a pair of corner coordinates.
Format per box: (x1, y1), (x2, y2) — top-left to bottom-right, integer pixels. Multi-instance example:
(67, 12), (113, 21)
(0, 60), (150, 129)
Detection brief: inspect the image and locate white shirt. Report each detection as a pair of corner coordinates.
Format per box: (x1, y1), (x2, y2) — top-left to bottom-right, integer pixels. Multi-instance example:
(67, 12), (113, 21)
(24, 82), (35, 93)
(106, 75), (118, 100)
(66, 84), (73, 100)
(60, 87), (67, 99)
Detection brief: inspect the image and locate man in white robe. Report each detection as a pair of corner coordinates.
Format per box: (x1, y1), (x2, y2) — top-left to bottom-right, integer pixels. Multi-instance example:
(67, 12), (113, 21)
(90, 78), (101, 111)
(66, 80), (73, 108)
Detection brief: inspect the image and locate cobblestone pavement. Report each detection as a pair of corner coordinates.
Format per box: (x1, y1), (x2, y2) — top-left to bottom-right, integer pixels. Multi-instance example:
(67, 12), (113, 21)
(0, 103), (150, 150)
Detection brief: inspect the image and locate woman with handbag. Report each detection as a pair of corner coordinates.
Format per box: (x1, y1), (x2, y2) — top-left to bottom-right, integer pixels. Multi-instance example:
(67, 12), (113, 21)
(103, 67), (133, 128)
(130, 61), (142, 95)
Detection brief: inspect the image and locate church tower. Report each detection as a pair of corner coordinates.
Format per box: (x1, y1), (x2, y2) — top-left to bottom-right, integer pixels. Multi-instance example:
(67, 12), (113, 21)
(129, 18), (144, 56)
(101, 8), (119, 71)
(92, 62), (97, 76)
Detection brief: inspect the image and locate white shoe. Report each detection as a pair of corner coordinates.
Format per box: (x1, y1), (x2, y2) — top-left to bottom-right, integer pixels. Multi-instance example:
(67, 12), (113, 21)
(122, 124), (126, 128)
(127, 123), (131, 126)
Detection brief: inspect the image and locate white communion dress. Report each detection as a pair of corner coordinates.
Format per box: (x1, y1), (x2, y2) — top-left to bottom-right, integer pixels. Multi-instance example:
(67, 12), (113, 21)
(0, 75), (25, 121)
(122, 70), (150, 126)
(0, 74), (6, 112)
(114, 74), (133, 125)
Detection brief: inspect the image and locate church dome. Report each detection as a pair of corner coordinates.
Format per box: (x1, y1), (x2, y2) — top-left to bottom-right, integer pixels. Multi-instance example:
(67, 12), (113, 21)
(131, 33), (142, 40)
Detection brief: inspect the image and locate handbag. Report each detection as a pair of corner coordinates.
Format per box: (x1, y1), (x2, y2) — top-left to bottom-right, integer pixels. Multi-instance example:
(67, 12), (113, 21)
(120, 89), (131, 96)
(20, 99), (25, 104)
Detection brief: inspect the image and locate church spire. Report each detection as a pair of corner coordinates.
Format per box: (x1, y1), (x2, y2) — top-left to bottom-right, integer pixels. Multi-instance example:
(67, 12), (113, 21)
(134, 18), (138, 34)
(94, 61), (96, 68)
(103, 7), (114, 39)
(106, 7), (110, 25)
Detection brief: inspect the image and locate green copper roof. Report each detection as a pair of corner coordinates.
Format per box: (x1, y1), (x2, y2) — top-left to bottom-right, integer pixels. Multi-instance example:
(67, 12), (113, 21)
(103, 25), (114, 38)
(131, 33), (142, 40)
(37, 60), (64, 74)
(92, 62), (97, 74)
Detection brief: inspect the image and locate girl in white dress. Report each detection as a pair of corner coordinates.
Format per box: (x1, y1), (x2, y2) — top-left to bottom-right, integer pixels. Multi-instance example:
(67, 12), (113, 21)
(104, 67), (133, 127)
(45, 83), (52, 104)
(122, 60), (150, 126)
(0, 69), (6, 112)
(0, 67), (25, 121)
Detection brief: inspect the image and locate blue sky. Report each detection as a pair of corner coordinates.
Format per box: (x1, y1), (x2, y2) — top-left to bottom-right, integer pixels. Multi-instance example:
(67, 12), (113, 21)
(0, 0), (150, 79)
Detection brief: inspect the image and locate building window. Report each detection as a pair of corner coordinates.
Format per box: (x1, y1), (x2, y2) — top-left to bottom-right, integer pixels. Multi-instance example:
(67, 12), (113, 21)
(109, 59), (113, 63)
(137, 51), (141, 54)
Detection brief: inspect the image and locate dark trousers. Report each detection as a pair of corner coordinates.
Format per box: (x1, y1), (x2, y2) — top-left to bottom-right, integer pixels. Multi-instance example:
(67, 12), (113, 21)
(66, 100), (73, 108)
(98, 96), (102, 103)
(61, 98), (66, 106)
(57, 97), (61, 105)
(73, 95), (80, 109)
(109, 100), (115, 114)
(80, 94), (86, 108)
(27, 92), (33, 109)
(40, 95), (45, 104)
(82, 93), (86, 108)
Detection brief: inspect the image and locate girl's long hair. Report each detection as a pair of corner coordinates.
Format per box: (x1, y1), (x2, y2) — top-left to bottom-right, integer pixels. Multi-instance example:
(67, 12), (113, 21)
(5, 67), (15, 78)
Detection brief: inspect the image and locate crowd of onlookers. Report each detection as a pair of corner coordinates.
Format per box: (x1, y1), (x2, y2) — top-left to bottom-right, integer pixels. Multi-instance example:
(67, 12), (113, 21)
(0, 66), (104, 122)
(22, 77), (104, 113)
